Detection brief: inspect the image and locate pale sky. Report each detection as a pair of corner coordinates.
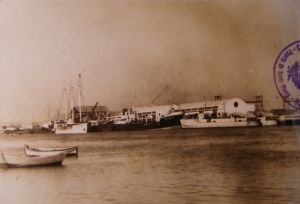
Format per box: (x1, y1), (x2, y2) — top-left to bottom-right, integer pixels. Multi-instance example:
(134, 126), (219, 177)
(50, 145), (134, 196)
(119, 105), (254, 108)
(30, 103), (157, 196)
(0, 0), (299, 125)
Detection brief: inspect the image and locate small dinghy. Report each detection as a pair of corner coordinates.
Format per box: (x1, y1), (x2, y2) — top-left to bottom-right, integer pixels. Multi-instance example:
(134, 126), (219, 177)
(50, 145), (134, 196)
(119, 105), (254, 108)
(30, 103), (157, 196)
(1, 152), (67, 167)
(24, 145), (78, 157)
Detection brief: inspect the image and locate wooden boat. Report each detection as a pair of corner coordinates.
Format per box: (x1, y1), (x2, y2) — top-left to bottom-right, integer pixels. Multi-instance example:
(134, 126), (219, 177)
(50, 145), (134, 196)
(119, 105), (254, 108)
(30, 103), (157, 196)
(24, 145), (78, 157)
(1, 152), (67, 167)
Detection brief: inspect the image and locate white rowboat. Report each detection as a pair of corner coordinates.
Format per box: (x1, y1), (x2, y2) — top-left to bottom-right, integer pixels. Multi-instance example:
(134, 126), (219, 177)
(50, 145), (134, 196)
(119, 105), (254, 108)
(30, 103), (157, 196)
(1, 152), (67, 167)
(24, 145), (78, 157)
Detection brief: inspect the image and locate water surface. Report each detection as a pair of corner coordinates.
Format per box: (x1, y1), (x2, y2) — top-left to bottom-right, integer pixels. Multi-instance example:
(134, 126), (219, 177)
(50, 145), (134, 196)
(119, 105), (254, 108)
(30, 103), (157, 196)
(0, 126), (300, 204)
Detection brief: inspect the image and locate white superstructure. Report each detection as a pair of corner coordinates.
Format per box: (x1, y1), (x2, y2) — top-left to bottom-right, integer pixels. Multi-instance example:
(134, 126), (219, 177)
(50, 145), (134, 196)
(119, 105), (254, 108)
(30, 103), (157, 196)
(179, 98), (260, 128)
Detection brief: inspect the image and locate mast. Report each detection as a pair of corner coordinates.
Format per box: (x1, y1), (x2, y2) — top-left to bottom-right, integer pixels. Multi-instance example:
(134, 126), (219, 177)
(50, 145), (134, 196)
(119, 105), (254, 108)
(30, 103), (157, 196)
(47, 105), (50, 121)
(149, 82), (169, 106)
(78, 74), (82, 122)
(70, 86), (74, 121)
(63, 88), (67, 121)
(132, 89), (135, 109)
(168, 77), (171, 106)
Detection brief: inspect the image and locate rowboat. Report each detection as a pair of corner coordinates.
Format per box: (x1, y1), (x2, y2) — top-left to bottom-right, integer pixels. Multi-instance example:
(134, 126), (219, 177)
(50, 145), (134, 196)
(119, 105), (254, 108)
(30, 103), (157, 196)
(24, 145), (78, 157)
(1, 152), (67, 167)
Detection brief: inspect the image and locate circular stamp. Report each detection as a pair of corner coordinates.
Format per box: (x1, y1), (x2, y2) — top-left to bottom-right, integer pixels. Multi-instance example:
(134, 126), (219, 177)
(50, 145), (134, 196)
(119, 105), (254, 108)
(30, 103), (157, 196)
(274, 40), (300, 110)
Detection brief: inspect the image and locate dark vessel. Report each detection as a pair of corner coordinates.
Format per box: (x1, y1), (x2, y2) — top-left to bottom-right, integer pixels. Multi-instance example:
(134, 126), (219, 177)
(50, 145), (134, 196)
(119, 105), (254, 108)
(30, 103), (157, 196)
(73, 103), (113, 132)
(112, 105), (183, 131)
(112, 82), (183, 131)
(278, 110), (300, 125)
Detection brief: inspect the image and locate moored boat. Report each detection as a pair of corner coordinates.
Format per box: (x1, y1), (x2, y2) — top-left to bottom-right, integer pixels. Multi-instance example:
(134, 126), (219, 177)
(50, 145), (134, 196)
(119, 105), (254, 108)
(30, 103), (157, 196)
(112, 81), (183, 131)
(112, 105), (184, 131)
(54, 74), (90, 134)
(180, 112), (260, 128)
(1, 152), (67, 167)
(55, 122), (88, 134)
(80, 105), (113, 132)
(112, 114), (149, 131)
(254, 111), (278, 126)
(24, 145), (78, 157)
(180, 98), (260, 128)
(278, 110), (300, 125)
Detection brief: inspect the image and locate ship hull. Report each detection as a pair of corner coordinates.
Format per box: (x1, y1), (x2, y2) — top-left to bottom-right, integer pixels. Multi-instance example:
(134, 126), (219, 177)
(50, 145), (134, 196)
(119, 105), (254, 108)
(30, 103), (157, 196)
(278, 114), (300, 126)
(55, 123), (88, 134)
(180, 118), (260, 129)
(278, 119), (300, 126)
(112, 113), (183, 131)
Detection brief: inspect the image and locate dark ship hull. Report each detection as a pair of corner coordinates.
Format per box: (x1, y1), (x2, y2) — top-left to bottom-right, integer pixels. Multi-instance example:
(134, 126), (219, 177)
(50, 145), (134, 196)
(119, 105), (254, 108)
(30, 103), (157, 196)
(112, 114), (183, 132)
(278, 119), (300, 125)
(112, 120), (152, 131)
(88, 121), (113, 132)
(278, 113), (300, 126)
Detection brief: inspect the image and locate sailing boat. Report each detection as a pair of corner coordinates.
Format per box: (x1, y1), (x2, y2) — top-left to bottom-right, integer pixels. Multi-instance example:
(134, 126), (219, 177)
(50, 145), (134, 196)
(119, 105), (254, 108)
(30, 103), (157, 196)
(55, 74), (88, 134)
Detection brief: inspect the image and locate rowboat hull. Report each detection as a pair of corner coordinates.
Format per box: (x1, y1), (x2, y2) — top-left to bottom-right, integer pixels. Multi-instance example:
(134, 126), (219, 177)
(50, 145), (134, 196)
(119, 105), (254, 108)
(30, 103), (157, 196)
(24, 145), (78, 157)
(1, 152), (67, 167)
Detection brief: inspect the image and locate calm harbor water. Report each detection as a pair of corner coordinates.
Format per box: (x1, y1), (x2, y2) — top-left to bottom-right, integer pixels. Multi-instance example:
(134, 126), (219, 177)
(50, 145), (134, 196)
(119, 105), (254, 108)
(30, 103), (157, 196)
(1, 126), (300, 204)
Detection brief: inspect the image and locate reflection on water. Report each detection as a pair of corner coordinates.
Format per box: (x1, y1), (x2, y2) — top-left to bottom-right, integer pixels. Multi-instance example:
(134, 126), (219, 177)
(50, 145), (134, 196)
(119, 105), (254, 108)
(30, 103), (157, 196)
(0, 126), (300, 204)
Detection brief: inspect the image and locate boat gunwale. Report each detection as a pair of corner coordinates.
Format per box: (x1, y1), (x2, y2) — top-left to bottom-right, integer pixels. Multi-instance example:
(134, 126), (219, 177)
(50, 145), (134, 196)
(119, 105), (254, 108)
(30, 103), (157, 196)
(24, 145), (78, 156)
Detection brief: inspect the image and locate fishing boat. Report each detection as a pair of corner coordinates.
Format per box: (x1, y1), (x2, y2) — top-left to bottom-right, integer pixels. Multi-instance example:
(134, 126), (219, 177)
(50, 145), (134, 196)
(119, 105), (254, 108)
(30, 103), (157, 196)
(24, 145), (78, 157)
(1, 152), (67, 167)
(180, 98), (261, 128)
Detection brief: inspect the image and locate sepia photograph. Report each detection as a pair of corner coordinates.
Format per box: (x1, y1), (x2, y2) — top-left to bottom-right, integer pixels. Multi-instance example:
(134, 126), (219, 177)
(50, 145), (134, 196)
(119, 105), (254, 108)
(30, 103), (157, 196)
(0, 0), (300, 203)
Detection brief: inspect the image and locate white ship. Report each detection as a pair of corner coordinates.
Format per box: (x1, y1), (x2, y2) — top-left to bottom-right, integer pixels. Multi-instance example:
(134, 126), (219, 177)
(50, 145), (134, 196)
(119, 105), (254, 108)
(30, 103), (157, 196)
(54, 74), (88, 134)
(54, 122), (88, 134)
(180, 98), (261, 128)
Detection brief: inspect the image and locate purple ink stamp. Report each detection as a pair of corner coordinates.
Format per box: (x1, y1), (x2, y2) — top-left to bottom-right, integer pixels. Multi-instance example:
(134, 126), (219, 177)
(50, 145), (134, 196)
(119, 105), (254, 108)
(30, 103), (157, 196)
(274, 40), (300, 110)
